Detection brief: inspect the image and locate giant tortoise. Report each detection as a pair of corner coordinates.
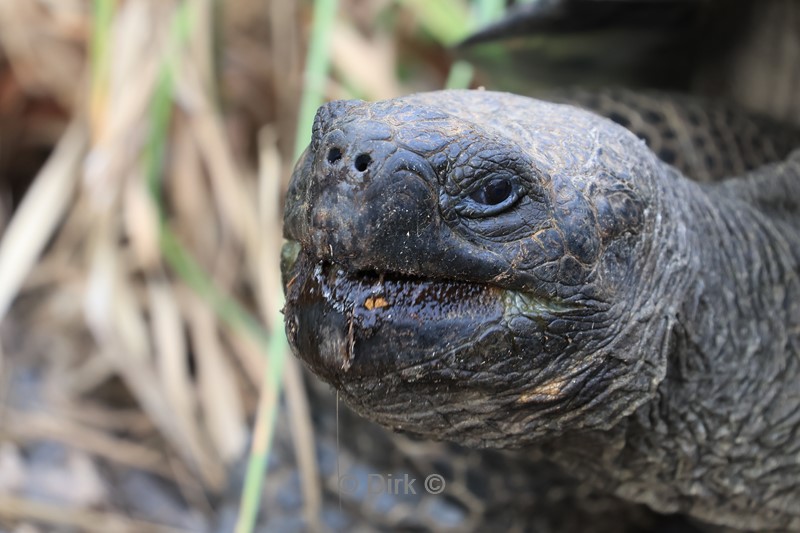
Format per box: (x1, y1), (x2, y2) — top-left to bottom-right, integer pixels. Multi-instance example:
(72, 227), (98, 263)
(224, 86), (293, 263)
(277, 1), (800, 531)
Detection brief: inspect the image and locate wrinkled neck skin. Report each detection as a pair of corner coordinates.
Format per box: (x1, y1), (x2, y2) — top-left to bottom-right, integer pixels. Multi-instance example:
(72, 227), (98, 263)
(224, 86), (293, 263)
(551, 163), (800, 531)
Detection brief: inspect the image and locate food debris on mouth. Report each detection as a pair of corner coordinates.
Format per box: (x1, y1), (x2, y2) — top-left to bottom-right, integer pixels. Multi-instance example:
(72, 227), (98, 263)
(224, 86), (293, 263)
(364, 296), (389, 310)
(344, 310), (355, 371)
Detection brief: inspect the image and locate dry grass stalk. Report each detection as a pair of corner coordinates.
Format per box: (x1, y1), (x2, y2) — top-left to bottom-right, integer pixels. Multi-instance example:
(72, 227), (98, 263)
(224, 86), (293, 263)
(179, 63), (261, 276)
(331, 21), (403, 99)
(0, 0), (87, 109)
(256, 126), (282, 326)
(0, 120), (87, 321)
(26, 0), (264, 491)
(0, 406), (173, 479)
(0, 494), (193, 533)
(185, 293), (248, 463)
(49, 400), (153, 436)
(0, 0), (457, 527)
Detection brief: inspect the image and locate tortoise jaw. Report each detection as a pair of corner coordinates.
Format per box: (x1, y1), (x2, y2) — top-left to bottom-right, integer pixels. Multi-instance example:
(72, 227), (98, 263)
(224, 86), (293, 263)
(282, 244), (509, 384)
(281, 242), (599, 447)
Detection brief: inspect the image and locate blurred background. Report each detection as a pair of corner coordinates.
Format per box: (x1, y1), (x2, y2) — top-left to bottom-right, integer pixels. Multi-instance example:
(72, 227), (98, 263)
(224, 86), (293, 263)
(0, 0), (523, 531)
(5, 0), (796, 531)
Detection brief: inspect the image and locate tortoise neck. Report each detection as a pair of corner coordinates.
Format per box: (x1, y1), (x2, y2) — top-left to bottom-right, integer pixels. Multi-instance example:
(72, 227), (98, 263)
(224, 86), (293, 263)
(666, 174), (799, 392)
(611, 171), (800, 528)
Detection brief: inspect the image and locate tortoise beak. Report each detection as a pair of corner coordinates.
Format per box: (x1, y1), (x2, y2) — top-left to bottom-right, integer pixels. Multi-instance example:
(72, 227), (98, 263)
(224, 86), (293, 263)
(281, 249), (507, 386)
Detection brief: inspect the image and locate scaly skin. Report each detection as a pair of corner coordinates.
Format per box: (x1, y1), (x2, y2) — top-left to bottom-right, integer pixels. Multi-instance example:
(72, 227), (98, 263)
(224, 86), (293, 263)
(281, 90), (800, 530)
(554, 87), (800, 183)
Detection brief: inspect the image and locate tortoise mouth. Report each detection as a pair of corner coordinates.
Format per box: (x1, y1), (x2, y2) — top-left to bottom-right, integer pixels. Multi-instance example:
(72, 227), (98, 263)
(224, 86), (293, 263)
(281, 240), (599, 445)
(281, 240), (513, 384)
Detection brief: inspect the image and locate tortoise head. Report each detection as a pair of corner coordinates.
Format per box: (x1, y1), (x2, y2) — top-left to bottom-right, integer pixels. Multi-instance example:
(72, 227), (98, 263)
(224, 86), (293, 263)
(282, 90), (674, 447)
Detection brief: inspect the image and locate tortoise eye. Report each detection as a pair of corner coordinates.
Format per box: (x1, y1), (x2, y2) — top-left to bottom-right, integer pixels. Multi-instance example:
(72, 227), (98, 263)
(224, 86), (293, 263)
(455, 175), (521, 218)
(470, 177), (513, 205)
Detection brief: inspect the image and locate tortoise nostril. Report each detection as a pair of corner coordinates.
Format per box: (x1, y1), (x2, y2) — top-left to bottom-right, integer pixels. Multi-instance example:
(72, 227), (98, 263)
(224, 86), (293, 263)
(354, 153), (372, 172)
(327, 147), (343, 164)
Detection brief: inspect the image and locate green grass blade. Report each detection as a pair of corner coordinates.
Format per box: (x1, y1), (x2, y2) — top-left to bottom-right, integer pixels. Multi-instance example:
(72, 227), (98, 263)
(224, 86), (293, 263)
(294, 0), (340, 160)
(475, 0), (506, 24)
(144, 0), (192, 211)
(236, 0), (339, 531)
(395, 0), (472, 46)
(233, 313), (288, 533)
(90, 0), (115, 82)
(90, 0), (115, 120)
(135, 8), (284, 532)
(445, 60), (475, 90)
(444, 0), (509, 89)
(159, 228), (271, 348)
